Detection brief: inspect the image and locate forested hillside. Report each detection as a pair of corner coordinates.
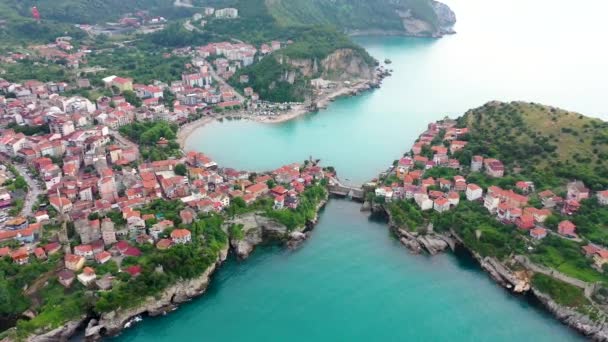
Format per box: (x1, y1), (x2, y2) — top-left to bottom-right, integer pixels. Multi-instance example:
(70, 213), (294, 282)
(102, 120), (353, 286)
(266, 0), (452, 35)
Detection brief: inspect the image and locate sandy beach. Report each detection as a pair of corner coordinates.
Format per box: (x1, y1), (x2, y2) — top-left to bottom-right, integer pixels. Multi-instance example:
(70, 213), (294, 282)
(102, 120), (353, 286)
(178, 79), (378, 149)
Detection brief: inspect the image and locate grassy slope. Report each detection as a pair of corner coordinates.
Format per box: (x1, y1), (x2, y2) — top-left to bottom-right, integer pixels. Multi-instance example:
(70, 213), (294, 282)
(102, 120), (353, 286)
(266, 0), (439, 31)
(460, 101), (608, 189)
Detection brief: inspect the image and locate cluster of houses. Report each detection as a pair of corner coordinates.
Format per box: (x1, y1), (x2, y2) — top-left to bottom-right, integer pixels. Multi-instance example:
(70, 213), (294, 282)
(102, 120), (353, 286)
(0, 97), (329, 292)
(375, 118), (608, 264)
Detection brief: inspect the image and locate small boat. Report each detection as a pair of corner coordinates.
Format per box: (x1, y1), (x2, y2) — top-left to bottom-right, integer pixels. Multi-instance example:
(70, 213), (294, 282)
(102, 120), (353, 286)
(384, 58), (392, 64)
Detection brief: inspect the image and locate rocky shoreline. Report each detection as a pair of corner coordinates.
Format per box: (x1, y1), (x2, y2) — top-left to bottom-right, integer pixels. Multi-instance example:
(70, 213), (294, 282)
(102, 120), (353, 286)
(229, 197), (328, 259)
(16, 196), (329, 341)
(83, 244), (230, 340)
(379, 203), (608, 340)
(533, 289), (608, 341)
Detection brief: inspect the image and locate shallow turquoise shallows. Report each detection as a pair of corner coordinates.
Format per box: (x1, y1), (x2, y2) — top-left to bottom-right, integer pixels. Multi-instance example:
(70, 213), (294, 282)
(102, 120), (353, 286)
(118, 0), (607, 340)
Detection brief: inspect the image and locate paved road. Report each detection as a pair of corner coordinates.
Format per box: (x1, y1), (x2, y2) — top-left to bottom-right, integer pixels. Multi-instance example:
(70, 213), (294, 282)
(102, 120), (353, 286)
(208, 65), (245, 102)
(14, 164), (42, 218)
(110, 129), (138, 149)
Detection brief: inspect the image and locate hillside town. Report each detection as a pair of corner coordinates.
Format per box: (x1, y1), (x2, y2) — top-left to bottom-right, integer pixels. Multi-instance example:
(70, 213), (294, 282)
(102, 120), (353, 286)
(0, 40), (336, 299)
(374, 118), (608, 269)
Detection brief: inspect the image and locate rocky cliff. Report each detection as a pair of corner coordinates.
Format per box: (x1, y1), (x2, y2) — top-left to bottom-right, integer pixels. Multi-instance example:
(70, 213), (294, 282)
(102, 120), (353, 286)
(85, 245), (230, 339)
(229, 213), (291, 259)
(277, 48), (376, 84)
(229, 198), (328, 259)
(533, 289), (608, 341)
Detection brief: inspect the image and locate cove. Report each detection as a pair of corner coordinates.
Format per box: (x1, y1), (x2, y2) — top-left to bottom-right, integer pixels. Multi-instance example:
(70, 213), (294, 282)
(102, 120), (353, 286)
(115, 200), (582, 341)
(117, 0), (607, 340)
(185, 0), (608, 184)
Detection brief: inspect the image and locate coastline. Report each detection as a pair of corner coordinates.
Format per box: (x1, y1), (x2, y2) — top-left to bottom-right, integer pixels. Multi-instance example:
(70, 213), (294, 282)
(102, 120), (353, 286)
(177, 79), (380, 149)
(382, 205), (608, 340)
(22, 194), (331, 341)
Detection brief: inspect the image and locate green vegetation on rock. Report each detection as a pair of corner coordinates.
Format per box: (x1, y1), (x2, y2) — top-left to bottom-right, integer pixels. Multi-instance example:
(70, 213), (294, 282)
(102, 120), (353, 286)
(265, 184), (327, 231)
(266, 0), (440, 32)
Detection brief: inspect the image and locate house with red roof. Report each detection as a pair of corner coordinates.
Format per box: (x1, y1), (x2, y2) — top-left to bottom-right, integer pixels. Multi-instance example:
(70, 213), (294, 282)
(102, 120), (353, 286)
(271, 185), (288, 197)
(274, 195), (285, 210)
(530, 227), (547, 240)
(582, 244), (601, 257)
(515, 215), (535, 230)
(446, 192), (460, 206)
(180, 208), (195, 224)
(123, 246), (142, 257)
(598, 190), (608, 206)
(562, 199), (581, 215)
(0, 247), (10, 258)
(11, 248), (29, 265)
(515, 181), (534, 194)
(74, 244), (93, 259)
(34, 247), (47, 260)
(77, 267), (97, 286)
(466, 184), (483, 201)
(95, 251), (112, 264)
(245, 183), (269, 198)
(433, 197), (450, 213)
(171, 229), (192, 244)
(65, 254), (85, 271)
(593, 250), (608, 269)
(125, 265), (142, 277)
(471, 155), (483, 172)
(558, 220), (577, 238)
(486, 160), (504, 178)
(156, 238), (173, 250)
(44, 242), (62, 255)
(58, 269), (75, 288)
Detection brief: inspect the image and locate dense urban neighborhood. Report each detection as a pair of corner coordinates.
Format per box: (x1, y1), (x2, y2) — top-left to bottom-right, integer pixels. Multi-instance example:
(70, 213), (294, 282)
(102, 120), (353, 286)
(0, 18), (341, 337)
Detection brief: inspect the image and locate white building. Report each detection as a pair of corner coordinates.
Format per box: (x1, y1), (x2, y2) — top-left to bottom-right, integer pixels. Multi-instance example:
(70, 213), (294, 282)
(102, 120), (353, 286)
(466, 184), (483, 201)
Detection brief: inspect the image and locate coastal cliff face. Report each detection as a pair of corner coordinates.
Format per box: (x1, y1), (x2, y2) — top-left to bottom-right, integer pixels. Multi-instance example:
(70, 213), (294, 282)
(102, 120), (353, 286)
(432, 0), (457, 34)
(320, 49), (375, 81)
(533, 289), (608, 341)
(86, 245), (229, 338)
(230, 198), (328, 259)
(277, 48), (376, 83)
(229, 213), (291, 259)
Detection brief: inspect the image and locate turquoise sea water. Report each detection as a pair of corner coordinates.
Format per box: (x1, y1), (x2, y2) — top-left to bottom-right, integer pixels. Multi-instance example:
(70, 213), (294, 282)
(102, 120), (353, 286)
(116, 201), (582, 341)
(119, 0), (607, 340)
(185, 0), (608, 184)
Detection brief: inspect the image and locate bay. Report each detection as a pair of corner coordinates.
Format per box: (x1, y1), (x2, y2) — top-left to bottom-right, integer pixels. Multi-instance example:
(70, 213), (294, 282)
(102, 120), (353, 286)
(186, 0), (608, 184)
(118, 0), (607, 340)
(116, 200), (581, 341)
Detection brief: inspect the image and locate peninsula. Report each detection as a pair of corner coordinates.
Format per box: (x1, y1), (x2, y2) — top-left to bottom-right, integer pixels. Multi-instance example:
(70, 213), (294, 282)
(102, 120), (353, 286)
(367, 101), (608, 340)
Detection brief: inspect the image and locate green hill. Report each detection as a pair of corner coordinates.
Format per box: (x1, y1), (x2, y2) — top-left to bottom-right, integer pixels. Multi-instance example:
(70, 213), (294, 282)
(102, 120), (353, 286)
(457, 101), (608, 190)
(266, 0), (455, 36)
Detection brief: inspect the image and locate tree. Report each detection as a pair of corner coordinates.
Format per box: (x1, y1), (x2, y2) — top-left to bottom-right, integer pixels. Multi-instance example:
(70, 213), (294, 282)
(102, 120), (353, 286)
(123, 90), (142, 108)
(174, 164), (187, 176)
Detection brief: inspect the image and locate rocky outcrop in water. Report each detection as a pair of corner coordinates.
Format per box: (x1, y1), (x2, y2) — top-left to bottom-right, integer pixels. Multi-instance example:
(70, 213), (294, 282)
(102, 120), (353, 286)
(229, 213), (290, 259)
